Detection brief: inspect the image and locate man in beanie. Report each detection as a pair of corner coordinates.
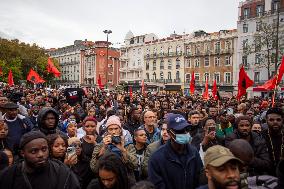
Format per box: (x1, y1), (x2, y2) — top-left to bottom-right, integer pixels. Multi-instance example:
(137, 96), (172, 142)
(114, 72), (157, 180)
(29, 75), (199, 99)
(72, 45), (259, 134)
(0, 131), (80, 189)
(197, 145), (242, 189)
(148, 113), (203, 189)
(90, 115), (137, 176)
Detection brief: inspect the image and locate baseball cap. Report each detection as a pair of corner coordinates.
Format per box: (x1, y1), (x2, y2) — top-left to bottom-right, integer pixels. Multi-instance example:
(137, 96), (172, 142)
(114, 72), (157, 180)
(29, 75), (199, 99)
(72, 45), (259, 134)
(167, 113), (190, 131)
(204, 145), (243, 167)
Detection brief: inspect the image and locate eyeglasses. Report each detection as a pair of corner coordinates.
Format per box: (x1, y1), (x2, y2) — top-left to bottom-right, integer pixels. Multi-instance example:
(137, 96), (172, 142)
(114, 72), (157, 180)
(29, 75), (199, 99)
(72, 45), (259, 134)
(70, 143), (81, 148)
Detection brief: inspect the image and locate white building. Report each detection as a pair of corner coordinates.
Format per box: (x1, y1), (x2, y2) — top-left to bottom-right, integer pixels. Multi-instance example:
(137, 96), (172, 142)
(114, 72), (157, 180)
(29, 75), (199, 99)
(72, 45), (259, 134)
(237, 0), (284, 97)
(119, 31), (158, 90)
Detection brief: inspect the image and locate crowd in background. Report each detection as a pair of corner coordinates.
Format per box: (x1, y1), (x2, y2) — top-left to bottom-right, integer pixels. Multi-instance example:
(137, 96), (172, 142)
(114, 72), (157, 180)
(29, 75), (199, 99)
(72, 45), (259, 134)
(0, 85), (283, 189)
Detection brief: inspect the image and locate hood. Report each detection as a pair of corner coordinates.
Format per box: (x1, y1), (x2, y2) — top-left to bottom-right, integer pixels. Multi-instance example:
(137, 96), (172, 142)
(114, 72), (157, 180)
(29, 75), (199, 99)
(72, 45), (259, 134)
(37, 107), (59, 135)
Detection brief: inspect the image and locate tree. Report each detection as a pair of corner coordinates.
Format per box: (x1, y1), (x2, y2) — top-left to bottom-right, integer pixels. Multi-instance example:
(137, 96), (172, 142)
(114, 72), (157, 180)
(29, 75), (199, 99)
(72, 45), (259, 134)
(243, 18), (284, 79)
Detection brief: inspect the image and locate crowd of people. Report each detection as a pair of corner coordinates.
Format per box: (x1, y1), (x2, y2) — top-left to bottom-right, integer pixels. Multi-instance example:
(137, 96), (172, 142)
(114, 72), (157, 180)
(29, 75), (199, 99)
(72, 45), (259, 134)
(0, 85), (283, 189)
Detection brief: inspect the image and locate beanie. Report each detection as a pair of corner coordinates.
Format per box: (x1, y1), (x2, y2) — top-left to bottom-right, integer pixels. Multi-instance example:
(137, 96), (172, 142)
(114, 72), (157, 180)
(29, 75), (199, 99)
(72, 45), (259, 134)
(20, 131), (48, 149)
(106, 115), (121, 128)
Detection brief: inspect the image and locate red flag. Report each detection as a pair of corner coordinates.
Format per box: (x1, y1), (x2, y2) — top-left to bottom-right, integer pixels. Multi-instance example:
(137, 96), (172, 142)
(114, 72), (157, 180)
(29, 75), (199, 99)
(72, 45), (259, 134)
(237, 66), (254, 100)
(212, 79), (218, 100)
(27, 69), (45, 84)
(47, 58), (61, 77)
(203, 78), (209, 100)
(141, 80), (145, 95)
(258, 75), (278, 90)
(97, 75), (103, 90)
(129, 86), (133, 98)
(277, 56), (284, 84)
(190, 71), (195, 95)
(8, 69), (14, 86)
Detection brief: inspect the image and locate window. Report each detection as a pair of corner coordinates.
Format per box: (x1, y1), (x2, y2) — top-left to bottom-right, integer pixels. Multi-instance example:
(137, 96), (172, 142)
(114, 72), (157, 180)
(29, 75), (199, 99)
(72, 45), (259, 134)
(133, 49), (136, 56)
(108, 64), (113, 68)
(176, 46), (182, 55)
(243, 8), (250, 19)
(204, 72), (210, 81)
(185, 59), (191, 68)
(146, 61), (149, 70)
(224, 72), (231, 84)
(243, 23), (248, 33)
(146, 73), (149, 80)
(242, 55), (248, 66)
(176, 71), (180, 79)
(168, 46), (173, 54)
(195, 58), (200, 67)
(256, 21), (262, 32)
(153, 72), (156, 80)
(146, 48), (150, 56)
(256, 5), (263, 17)
(137, 59), (141, 66)
(168, 72), (171, 80)
(214, 57), (220, 66)
(153, 60), (156, 70)
(225, 41), (231, 50)
(153, 47), (157, 56)
(195, 45), (200, 55)
(168, 59), (172, 69)
(185, 74), (191, 83)
(160, 46), (164, 55)
(204, 57), (210, 67)
(132, 61), (135, 66)
(254, 72), (260, 82)
(255, 54), (261, 64)
(215, 42), (221, 53)
(160, 59), (164, 69)
(186, 46), (191, 55)
(214, 73), (220, 83)
(243, 39), (248, 50)
(176, 58), (181, 69)
(160, 71), (164, 79)
(225, 56), (231, 66)
(138, 48), (141, 54)
(195, 73), (200, 82)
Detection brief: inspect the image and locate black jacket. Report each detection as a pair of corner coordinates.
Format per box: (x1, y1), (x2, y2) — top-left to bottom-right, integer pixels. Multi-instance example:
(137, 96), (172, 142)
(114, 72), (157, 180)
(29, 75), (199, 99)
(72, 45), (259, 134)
(0, 159), (80, 189)
(225, 131), (271, 176)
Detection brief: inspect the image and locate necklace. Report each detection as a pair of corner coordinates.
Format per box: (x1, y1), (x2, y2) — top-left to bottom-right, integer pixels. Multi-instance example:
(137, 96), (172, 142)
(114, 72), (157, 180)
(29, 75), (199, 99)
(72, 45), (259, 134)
(268, 129), (284, 165)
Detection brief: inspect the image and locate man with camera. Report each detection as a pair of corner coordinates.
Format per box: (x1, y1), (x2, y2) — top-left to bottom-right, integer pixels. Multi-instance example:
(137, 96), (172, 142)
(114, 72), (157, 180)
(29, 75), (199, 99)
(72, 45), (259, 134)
(90, 115), (137, 174)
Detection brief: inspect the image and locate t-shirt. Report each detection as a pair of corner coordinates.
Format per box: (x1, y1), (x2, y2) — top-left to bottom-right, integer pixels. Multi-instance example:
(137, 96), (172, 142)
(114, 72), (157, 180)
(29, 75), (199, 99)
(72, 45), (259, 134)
(64, 88), (84, 106)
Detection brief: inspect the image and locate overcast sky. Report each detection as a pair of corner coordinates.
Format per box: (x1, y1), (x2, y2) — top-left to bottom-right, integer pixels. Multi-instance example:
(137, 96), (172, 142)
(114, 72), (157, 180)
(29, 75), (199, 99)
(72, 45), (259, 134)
(0, 0), (241, 49)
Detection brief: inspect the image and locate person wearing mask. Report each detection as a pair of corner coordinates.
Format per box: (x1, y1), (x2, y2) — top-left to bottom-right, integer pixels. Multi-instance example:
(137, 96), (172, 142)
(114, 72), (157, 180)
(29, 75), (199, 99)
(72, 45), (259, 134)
(225, 116), (270, 176)
(141, 110), (160, 145)
(148, 113), (203, 189)
(141, 120), (170, 177)
(47, 132), (77, 167)
(87, 152), (133, 189)
(90, 115), (137, 175)
(0, 131), (80, 189)
(262, 107), (284, 175)
(197, 145), (242, 189)
(80, 116), (102, 159)
(68, 137), (95, 189)
(133, 128), (147, 181)
(2, 102), (32, 155)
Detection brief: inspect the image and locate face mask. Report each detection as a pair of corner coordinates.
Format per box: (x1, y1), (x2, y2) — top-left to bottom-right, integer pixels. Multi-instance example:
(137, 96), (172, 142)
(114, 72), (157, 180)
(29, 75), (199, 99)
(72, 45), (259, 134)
(172, 131), (192, 144)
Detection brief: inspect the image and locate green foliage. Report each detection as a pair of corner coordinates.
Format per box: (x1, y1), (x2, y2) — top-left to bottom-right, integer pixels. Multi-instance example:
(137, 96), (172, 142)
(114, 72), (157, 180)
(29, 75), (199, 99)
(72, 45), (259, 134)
(0, 38), (59, 84)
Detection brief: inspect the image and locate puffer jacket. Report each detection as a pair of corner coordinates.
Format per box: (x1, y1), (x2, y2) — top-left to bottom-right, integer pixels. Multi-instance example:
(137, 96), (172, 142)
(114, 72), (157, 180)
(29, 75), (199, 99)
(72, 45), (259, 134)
(225, 130), (271, 176)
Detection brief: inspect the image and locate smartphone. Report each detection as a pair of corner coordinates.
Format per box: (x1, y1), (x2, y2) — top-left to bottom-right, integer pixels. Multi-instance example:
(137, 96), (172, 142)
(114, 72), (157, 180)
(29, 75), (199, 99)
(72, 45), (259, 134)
(208, 126), (216, 133)
(66, 146), (76, 157)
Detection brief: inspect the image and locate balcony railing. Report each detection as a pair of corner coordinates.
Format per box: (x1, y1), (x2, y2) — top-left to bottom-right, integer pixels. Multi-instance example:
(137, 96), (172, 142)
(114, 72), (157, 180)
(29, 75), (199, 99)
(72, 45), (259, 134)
(174, 78), (181, 83)
(166, 79), (172, 83)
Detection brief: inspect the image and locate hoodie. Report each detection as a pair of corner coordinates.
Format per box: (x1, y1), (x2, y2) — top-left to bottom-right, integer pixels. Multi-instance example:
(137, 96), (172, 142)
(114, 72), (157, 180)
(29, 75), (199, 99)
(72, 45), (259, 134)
(37, 107), (60, 135)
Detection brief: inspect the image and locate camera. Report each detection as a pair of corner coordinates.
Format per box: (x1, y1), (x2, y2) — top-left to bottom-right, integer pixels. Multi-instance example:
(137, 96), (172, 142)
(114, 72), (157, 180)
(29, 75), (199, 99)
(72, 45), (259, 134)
(111, 135), (122, 144)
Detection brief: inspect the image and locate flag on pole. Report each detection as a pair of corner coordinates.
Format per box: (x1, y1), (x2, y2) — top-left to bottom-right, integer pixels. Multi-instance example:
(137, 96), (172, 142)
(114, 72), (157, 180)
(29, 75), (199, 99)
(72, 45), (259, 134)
(257, 75), (278, 90)
(97, 75), (103, 90)
(8, 69), (14, 86)
(47, 58), (61, 77)
(203, 78), (209, 100)
(277, 56), (284, 83)
(212, 79), (218, 100)
(141, 80), (145, 95)
(190, 71), (195, 95)
(129, 86), (133, 98)
(237, 66), (254, 100)
(27, 69), (45, 84)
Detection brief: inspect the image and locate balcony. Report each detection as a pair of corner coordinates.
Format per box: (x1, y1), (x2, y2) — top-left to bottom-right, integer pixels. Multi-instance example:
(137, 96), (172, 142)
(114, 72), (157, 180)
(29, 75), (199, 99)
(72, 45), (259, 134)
(184, 52), (192, 57)
(151, 79), (158, 82)
(166, 79), (172, 83)
(157, 79), (165, 83)
(174, 79), (181, 83)
(119, 67), (127, 72)
(144, 79), (150, 82)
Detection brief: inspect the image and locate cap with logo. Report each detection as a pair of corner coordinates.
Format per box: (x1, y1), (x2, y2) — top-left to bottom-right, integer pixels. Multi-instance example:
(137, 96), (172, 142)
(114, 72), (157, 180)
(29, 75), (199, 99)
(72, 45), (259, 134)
(166, 113), (190, 131)
(204, 145), (243, 167)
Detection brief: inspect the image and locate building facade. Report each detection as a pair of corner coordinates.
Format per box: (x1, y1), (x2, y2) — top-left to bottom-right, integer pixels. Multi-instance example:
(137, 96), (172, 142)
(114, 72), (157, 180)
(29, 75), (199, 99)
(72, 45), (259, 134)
(184, 30), (238, 95)
(119, 31), (158, 91)
(237, 0), (284, 97)
(48, 40), (94, 87)
(81, 41), (120, 88)
(143, 33), (186, 92)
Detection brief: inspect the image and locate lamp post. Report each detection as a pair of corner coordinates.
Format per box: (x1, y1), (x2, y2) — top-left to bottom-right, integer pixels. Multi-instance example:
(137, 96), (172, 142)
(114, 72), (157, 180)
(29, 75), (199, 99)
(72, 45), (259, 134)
(103, 29), (112, 89)
(274, 0), (280, 72)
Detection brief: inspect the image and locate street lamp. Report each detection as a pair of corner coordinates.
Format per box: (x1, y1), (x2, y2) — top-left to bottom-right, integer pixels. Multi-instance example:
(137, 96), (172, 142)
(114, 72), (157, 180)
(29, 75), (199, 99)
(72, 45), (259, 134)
(274, 0), (280, 72)
(103, 30), (112, 89)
